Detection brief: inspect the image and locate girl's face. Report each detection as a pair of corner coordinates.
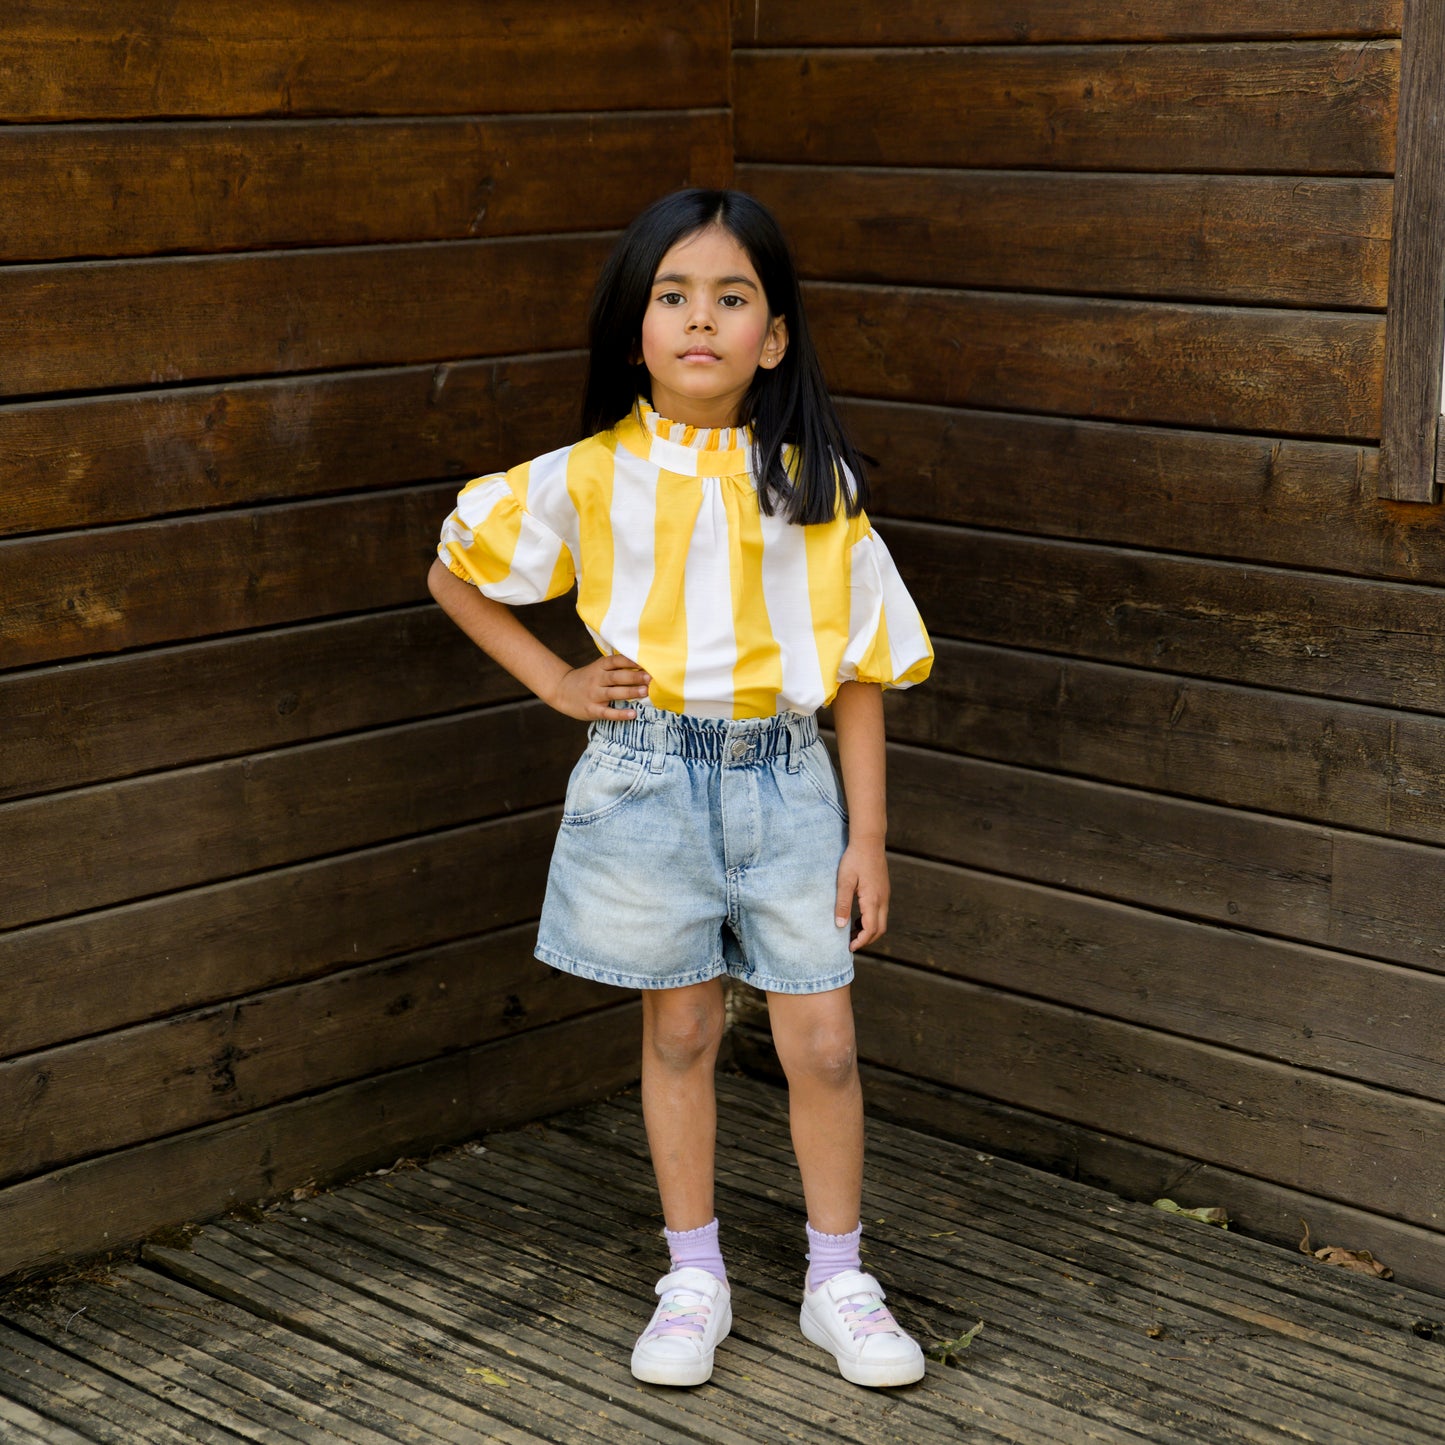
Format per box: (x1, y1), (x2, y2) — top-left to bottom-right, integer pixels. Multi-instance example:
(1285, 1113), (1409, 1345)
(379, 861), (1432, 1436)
(639, 224), (788, 429)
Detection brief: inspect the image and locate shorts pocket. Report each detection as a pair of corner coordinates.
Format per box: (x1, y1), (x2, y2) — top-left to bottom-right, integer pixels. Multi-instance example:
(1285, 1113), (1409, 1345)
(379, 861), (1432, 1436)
(796, 741), (848, 823)
(561, 749), (652, 826)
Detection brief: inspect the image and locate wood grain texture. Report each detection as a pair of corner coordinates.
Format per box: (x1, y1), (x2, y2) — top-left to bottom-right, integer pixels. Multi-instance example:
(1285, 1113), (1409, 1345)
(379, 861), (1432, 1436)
(0, 1003), (641, 1280)
(0, 701), (584, 929)
(2, 602), (588, 801)
(1, 353), (586, 538)
(0, 112), (729, 263)
(0, 811), (563, 1059)
(0, 929), (617, 1183)
(879, 854), (1445, 1102)
(1378, 0), (1445, 501)
(894, 520), (1445, 713)
(1, 484), (450, 669)
(741, 165), (1392, 308)
(843, 1060), (1445, 1298)
(0, 236), (610, 399)
(811, 285), (1385, 441)
(887, 637), (1445, 847)
(851, 960), (1445, 1229)
(1, 0), (730, 121)
(734, 43), (1398, 174)
(887, 742), (1445, 975)
(844, 401), (1445, 585)
(733, 1), (1403, 45)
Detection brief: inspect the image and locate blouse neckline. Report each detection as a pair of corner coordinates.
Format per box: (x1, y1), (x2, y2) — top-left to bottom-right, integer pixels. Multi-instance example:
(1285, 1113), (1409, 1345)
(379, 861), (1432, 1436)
(617, 399), (752, 477)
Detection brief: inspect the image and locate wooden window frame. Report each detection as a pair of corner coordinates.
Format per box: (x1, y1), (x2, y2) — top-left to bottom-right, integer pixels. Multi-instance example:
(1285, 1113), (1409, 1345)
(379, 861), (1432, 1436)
(1380, 0), (1445, 502)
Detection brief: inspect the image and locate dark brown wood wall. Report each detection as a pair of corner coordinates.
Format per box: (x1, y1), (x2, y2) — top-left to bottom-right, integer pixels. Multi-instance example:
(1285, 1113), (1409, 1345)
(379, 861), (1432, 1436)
(0, 0), (731, 1279)
(732, 0), (1445, 1293)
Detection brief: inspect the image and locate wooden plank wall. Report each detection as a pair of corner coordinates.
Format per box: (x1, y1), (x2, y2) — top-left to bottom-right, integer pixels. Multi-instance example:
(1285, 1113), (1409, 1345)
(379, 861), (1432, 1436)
(731, 1), (1445, 1293)
(0, 0), (730, 1279)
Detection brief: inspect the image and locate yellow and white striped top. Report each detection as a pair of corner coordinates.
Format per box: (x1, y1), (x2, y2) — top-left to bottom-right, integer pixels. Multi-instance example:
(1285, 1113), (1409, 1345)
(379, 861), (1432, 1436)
(437, 400), (933, 719)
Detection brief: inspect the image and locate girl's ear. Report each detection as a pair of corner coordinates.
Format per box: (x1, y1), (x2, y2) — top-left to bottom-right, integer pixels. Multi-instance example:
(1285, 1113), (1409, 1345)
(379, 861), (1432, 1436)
(760, 316), (789, 370)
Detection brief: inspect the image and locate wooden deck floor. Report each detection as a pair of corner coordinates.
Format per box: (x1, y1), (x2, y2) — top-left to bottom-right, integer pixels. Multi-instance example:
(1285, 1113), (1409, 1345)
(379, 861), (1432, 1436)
(1, 1072), (1443, 1443)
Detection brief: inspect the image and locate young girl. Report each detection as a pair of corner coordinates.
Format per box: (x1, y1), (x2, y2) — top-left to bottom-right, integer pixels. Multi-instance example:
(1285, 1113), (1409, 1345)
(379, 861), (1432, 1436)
(428, 189), (933, 1390)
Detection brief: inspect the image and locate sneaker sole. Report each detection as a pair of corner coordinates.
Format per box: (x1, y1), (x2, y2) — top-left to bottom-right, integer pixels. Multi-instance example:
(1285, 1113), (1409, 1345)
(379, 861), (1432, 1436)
(800, 1307), (926, 1388)
(631, 1298), (733, 1387)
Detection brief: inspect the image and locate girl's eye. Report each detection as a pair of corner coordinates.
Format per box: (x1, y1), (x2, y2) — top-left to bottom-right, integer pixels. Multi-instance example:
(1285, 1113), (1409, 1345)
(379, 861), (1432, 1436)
(719, 294), (747, 308)
(656, 291), (686, 305)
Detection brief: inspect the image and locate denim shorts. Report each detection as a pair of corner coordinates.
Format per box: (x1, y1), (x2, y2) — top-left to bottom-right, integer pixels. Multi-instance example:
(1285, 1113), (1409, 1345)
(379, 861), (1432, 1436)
(535, 703), (855, 995)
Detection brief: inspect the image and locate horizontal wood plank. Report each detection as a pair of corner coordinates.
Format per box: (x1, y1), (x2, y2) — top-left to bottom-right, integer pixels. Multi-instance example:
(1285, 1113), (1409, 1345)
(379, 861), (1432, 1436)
(0, 702), (584, 930)
(0, 1003), (641, 1280)
(1, 602), (588, 801)
(879, 855), (1445, 1102)
(0, 928), (617, 1183)
(888, 637), (1445, 848)
(842, 1060), (1445, 1299)
(812, 285), (1385, 441)
(0, 485), (451, 669)
(734, 44), (1398, 174)
(851, 960), (1445, 1230)
(0, 810), (561, 1060)
(893, 521), (1445, 712)
(734, 2), (1402, 45)
(741, 166), (1391, 309)
(0, 236), (609, 399)
(1, 353), (586, 539)
(0, 112), (729, 264)
(2, 0), (729, 121)
(887, 742), (1445, 975)
(846, 401), (1445, 585)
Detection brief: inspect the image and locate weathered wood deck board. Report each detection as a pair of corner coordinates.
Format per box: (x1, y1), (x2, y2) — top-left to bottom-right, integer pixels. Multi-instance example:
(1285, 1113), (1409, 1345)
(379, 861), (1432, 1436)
(2, 1074), (1442, 1443)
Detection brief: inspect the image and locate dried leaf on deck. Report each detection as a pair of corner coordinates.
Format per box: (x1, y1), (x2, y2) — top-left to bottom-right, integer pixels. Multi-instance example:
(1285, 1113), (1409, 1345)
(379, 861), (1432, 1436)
(465, 1366), (510, 1386)
(926, 1320), (984, 1364)
(1153, 1198), (1230, 1228)
(1298, 1220), (1392, 1279)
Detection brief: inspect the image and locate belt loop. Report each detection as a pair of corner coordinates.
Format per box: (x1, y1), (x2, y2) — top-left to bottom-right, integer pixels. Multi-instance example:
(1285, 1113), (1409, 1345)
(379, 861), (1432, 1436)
(648, 712), (666, 773)
(786, 712), (803, 772)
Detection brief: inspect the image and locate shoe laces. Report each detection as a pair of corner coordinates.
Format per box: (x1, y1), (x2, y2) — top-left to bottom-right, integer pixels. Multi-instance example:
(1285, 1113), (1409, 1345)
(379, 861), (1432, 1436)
(645, 1287), (712, 1340)
(836, 1289), (902, 1340)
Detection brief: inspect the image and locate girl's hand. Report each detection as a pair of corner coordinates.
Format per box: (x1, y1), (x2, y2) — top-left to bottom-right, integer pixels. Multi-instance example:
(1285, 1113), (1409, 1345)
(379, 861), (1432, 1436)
(549, 652), (651, 721)
(835, 837), (889, 952)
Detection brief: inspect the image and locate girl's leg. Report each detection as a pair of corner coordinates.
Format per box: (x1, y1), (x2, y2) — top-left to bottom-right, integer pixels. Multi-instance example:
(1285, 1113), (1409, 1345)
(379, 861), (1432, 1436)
(770, 984), (925, 1387)
(632, 977), (732, 1388)
(766, 985), (863, 1233)
(641, 977), (727, 1230)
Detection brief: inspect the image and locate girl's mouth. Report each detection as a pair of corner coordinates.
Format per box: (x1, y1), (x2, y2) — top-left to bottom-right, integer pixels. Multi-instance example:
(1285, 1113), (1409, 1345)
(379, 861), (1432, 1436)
(681, 347), (720, 360)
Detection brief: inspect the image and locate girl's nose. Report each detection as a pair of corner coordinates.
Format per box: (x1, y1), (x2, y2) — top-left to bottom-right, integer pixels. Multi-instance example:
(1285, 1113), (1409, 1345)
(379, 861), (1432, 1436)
(686, 304), (716, 332)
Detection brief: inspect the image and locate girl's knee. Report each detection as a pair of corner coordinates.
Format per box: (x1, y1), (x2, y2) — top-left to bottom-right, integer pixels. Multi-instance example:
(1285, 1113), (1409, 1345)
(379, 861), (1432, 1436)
(644, 990), (725, 1070)
(779, 1019), (858, 1089)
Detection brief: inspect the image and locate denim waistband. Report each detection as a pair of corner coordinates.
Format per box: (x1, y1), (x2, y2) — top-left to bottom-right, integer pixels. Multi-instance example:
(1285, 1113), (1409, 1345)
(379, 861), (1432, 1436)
(590, 703), (818, 763)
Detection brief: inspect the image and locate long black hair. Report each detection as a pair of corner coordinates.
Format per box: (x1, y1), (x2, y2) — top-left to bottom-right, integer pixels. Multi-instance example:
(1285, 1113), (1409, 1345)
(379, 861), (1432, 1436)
(581, 188), (868, 525)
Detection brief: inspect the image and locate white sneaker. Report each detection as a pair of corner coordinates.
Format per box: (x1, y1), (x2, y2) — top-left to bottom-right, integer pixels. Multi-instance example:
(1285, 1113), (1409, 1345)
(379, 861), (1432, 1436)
(630, 1267), (732, 1386)
(800, 1269), (926, 1387)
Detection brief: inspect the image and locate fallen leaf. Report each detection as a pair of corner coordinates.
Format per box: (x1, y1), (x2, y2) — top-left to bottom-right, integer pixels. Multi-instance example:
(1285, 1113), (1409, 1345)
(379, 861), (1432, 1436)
(926, 1320), (983, 1365)
(1298, 1220), (1392, 1279)
(1153, 1198), (1230, 1228)
(465, 1367), (510, 1387)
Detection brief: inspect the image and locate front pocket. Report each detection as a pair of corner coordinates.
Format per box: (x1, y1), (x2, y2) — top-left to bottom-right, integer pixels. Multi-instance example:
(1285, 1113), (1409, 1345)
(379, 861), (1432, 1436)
(561, 751), (651, 826)
(796, 742), (849, 822)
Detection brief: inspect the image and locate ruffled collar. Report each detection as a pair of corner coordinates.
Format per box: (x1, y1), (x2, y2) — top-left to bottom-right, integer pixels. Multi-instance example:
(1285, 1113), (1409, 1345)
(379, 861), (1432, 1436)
(615, 399), (752, 477)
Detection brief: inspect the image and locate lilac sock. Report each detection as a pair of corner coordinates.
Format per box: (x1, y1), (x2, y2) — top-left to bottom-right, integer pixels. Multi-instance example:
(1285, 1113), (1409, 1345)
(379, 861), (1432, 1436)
(806, 1221), (863, 1291)
(665, 1218), (727, 1284)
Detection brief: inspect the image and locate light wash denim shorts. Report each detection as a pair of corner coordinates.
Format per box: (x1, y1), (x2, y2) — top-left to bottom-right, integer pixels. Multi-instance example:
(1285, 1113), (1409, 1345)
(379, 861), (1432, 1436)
(535, 703), (855, 995)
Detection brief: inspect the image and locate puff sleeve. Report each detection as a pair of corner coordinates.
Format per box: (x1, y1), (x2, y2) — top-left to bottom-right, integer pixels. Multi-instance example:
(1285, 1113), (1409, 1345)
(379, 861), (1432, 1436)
(437, 467), (576, 606)
(839, 524), (933, 689)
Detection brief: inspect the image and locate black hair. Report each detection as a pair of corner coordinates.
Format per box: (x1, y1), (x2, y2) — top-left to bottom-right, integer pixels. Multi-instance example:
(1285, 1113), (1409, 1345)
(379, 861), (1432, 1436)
(581, 188), (868, 525)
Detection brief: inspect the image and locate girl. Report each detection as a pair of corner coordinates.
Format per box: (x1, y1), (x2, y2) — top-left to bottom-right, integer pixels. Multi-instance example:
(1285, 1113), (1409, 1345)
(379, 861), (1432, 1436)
(428, 189), (933, 1390)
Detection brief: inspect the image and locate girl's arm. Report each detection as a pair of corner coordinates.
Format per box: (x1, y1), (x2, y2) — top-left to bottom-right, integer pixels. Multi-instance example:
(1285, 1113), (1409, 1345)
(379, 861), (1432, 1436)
(427, 559), (650, 721)
(830, 679), (890, 952)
